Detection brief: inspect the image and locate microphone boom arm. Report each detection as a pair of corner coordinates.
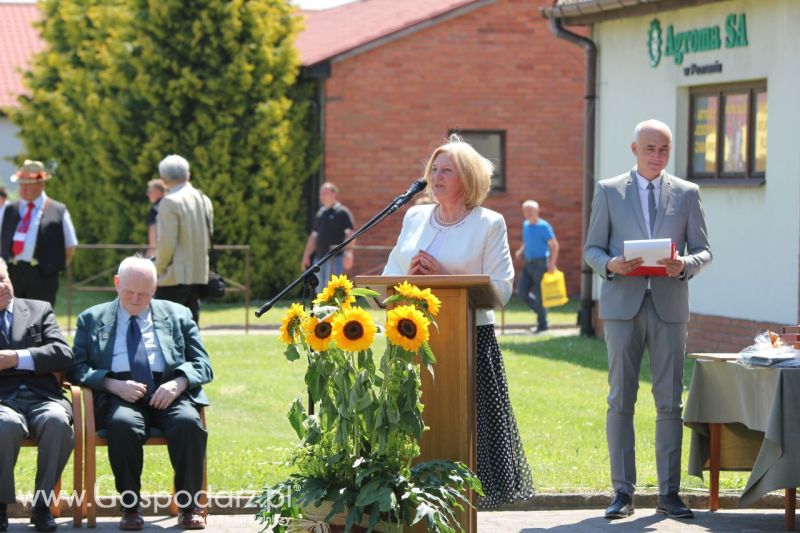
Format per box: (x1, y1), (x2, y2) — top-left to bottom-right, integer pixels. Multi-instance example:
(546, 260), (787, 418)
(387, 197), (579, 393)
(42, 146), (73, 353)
(255, 178), (427, 317)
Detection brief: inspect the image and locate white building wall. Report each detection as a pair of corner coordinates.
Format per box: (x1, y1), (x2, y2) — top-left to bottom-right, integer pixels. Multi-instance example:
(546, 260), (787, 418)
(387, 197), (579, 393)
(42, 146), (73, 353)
(0, 117), (22, 199)
(592, 0), (800, 324)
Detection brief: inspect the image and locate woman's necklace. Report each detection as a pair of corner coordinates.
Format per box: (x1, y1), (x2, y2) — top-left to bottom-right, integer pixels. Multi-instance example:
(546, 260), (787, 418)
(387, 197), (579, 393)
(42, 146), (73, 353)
(432, 205), (471, 229)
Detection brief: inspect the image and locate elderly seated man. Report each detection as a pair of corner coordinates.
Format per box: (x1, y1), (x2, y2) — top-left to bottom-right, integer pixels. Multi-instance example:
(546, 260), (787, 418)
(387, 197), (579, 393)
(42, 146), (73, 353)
(0, 257), (74, 532)
(70, 256), (212, 530)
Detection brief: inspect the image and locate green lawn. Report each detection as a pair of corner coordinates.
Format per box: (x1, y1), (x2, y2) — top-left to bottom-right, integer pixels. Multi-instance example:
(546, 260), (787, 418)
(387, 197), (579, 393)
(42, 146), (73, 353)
(15, 330), (748, 497)
(502, 335), (748, 493)
(27, 257), (740, 500)
(55, 282), (581, 331)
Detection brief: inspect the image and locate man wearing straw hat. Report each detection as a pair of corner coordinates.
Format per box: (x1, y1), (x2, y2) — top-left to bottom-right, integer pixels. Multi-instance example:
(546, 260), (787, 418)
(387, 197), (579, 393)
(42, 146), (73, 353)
(1, 161), (78, 306)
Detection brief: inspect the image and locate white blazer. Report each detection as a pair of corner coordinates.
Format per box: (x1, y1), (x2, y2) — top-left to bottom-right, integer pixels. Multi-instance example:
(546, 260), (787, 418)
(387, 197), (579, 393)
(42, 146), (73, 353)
(382, 204), (513, 326)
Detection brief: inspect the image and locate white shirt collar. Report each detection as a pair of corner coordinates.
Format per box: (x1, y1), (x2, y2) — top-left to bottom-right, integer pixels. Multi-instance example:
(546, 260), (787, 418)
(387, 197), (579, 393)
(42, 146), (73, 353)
(116, 301), (150, 324)
(635, 170), (662, 192)
(20, 191), (47, 209)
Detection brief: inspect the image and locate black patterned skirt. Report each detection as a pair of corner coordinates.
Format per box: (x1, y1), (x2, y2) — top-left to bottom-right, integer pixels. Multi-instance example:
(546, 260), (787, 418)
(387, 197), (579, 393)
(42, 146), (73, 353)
(476, 324), (535, 509)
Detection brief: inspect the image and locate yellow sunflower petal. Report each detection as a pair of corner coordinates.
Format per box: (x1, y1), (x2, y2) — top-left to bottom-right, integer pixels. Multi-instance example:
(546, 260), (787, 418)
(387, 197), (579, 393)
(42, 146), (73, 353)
(279, 303), (307, 345)
(386, 305), (430, 352)
(303, 316), (334, 352)
(394, 280), (423, 300)
(332, 307), (376, 352)
(313, 274), (356, 308)
(418, 288), (441, 318)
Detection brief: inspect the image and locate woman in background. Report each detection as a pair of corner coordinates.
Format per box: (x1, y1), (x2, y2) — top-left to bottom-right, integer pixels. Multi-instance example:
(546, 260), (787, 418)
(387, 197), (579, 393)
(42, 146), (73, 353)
(383, 134), (534, 508)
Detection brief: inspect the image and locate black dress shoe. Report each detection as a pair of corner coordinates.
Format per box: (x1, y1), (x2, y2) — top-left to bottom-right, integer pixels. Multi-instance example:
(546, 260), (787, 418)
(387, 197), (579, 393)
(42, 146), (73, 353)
(0, 502), (8, 532)
(604, 490), (634, 519)
(30, 505), (58, 532)
(119, 507), (145, 531)
(656, 491), (694, 518)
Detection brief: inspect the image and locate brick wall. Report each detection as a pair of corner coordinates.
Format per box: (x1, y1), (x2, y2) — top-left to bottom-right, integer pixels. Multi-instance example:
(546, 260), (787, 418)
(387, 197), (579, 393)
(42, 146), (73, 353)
(686, 313), (790, 354)
(592, 303), (791, 354)
(322, 0), (586, 295)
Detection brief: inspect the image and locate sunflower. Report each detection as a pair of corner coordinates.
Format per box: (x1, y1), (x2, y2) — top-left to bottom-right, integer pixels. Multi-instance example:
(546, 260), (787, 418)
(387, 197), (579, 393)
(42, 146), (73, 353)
(303, 316), (334, 352)
(332, 307), (376, 352)
(394, 280), (423, 300)
(417, 288), (441, 318)
(393, 281), (441, 318)
(279, 303), (307, 344)
(314, 274), (356, 309)
(385, 305), (430, 352)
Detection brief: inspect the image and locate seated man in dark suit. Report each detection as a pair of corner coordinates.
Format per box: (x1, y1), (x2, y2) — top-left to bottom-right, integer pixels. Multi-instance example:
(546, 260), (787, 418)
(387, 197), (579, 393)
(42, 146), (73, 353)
(69, 256), (213, 531)
(0, 258), (74, 532)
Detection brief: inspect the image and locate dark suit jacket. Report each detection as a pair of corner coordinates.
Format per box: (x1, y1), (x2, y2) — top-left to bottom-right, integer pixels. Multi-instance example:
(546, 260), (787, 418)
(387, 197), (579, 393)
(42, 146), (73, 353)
(69, 298), (213, 405)
(0, 298), (73, 404)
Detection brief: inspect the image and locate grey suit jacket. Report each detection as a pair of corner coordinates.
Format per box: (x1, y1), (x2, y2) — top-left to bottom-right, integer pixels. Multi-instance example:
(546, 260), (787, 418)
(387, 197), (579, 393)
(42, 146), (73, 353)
(69, 298), (213, 406)
(584, 169), (712, 323)
(156, 182), (213, 286)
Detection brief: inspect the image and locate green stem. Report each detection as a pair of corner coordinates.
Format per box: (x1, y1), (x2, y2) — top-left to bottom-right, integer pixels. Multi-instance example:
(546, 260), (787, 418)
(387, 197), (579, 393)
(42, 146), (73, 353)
(349, 351), (360, 458)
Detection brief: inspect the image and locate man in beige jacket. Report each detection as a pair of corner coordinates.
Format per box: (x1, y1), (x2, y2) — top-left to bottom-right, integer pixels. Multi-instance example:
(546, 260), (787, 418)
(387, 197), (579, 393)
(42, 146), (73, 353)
(155, 154), (212, 323)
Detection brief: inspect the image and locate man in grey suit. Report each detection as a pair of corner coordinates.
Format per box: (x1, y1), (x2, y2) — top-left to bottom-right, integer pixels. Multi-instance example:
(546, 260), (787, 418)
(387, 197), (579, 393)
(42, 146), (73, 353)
(154, 155), (213, 323)
(0, 257), (73, 532)
(585, 120), (712, 520)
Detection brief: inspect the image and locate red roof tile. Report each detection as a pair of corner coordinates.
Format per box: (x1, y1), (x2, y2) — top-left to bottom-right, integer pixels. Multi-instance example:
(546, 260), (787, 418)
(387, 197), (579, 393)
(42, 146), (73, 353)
(0, 0), (489, 110)
(0, 3), (43, 111)
(296, 0), (487, 66)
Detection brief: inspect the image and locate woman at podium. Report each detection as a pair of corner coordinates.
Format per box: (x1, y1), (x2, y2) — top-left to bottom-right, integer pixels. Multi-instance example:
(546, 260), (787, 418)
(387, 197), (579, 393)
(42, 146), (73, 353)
(383, 134), (535, 509)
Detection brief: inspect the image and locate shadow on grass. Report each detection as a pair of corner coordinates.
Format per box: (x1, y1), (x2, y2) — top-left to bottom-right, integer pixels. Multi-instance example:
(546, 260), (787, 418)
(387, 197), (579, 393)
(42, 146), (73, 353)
(500, 334), (696, 389)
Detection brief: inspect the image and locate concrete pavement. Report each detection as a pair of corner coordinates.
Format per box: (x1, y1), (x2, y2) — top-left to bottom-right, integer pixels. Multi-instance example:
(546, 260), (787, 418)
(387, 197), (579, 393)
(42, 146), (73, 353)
(6, 507), (794, 531)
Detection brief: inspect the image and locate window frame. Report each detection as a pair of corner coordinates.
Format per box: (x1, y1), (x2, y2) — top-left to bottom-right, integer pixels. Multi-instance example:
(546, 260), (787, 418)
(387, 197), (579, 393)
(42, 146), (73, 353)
(448, 129), (507, 192)
(687, 81), (767, 186)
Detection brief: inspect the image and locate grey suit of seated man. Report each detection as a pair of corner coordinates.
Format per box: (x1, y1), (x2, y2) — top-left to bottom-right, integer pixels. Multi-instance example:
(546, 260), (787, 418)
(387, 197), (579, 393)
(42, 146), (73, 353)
(0, 257), (74, 533)
(585, 119), (712, 520)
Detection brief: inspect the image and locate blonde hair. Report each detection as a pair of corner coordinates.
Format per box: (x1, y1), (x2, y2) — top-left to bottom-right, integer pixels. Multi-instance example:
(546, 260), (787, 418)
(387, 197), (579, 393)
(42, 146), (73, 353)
(424, 134), (493, 209)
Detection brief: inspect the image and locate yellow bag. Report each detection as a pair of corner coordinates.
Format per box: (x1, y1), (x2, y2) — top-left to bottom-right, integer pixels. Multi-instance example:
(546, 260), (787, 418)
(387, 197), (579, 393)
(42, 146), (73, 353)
(541, 270), (568, 308)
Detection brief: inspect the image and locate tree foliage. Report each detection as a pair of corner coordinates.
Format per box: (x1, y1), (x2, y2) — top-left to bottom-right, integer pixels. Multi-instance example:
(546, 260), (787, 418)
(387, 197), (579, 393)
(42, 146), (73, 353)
(11, 0), (318, 296)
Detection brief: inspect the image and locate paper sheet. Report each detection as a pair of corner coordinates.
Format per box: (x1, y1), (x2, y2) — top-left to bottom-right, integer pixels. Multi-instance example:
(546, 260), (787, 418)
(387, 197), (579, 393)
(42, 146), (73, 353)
(623, 238), (673, 266)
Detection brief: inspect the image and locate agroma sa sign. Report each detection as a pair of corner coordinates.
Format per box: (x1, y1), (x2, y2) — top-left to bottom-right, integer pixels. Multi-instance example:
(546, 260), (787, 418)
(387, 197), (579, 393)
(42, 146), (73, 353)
(648, 13), (749, 67)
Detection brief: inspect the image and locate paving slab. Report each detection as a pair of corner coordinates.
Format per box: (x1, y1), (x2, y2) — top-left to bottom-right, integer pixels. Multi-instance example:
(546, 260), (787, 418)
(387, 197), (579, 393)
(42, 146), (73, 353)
(479, 508), (792, 532)
(7, 508), (794, 531)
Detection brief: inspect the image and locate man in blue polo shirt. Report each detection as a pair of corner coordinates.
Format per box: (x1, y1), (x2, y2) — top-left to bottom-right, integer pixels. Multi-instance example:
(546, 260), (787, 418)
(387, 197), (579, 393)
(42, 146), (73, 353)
(515, 200), (559, 333)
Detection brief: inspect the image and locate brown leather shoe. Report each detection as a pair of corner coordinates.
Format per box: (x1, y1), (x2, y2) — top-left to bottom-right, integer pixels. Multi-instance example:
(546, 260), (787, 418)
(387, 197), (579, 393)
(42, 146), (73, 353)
(178, 507), (206, 530)
(118, 508), (144, 531)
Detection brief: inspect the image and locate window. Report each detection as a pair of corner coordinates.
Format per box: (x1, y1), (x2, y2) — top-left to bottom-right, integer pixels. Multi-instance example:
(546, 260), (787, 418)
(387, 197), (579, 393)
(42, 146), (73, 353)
(449, 130), (506, 191)
(689, 82), (767, 183)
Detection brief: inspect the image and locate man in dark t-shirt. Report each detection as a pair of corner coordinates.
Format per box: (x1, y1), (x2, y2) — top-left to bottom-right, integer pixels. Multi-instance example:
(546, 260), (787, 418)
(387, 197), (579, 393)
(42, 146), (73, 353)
(301, 183), (355, 286)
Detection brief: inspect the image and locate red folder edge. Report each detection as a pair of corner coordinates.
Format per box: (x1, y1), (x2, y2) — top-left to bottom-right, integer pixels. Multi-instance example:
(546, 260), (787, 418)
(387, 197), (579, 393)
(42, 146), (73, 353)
(625, 242), (675, 277)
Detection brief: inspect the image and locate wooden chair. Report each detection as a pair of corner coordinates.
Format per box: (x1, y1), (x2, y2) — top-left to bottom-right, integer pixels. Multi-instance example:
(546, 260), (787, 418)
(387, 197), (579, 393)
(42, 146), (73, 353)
(81, 387), (208, 528)
(19, 380), (83, 527)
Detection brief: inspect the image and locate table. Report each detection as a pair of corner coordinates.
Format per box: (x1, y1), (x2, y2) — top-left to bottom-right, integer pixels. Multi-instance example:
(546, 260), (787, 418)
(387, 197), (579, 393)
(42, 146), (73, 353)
(684, 358), (800, 530)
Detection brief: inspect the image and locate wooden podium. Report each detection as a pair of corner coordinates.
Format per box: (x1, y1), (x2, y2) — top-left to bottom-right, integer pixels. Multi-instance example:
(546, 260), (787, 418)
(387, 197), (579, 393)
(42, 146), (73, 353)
(355, 276), (501, 533)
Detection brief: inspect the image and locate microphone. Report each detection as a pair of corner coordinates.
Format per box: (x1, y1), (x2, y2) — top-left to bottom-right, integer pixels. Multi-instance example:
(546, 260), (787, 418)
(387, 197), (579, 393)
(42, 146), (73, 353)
(389, 177), (427, 211)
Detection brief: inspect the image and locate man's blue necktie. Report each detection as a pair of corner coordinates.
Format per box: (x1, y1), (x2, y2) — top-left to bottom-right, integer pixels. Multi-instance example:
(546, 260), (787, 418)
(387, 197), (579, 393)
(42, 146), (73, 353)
(647, 182), (657, 235)
(127, 315), (155, 397)
(0, 310), (9, 349)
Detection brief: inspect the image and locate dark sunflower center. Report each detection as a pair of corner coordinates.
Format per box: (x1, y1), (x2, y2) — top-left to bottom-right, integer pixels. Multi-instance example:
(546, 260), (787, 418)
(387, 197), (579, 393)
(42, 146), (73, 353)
(398, 318), (417, 339)
(344, 320), (364, 340)
(314, 321), (332, 339)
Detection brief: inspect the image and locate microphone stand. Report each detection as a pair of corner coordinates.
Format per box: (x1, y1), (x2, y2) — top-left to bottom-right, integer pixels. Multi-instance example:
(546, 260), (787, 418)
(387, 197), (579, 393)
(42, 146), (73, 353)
(255, 185), (424, 416)
(255, 187), (420, 318)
